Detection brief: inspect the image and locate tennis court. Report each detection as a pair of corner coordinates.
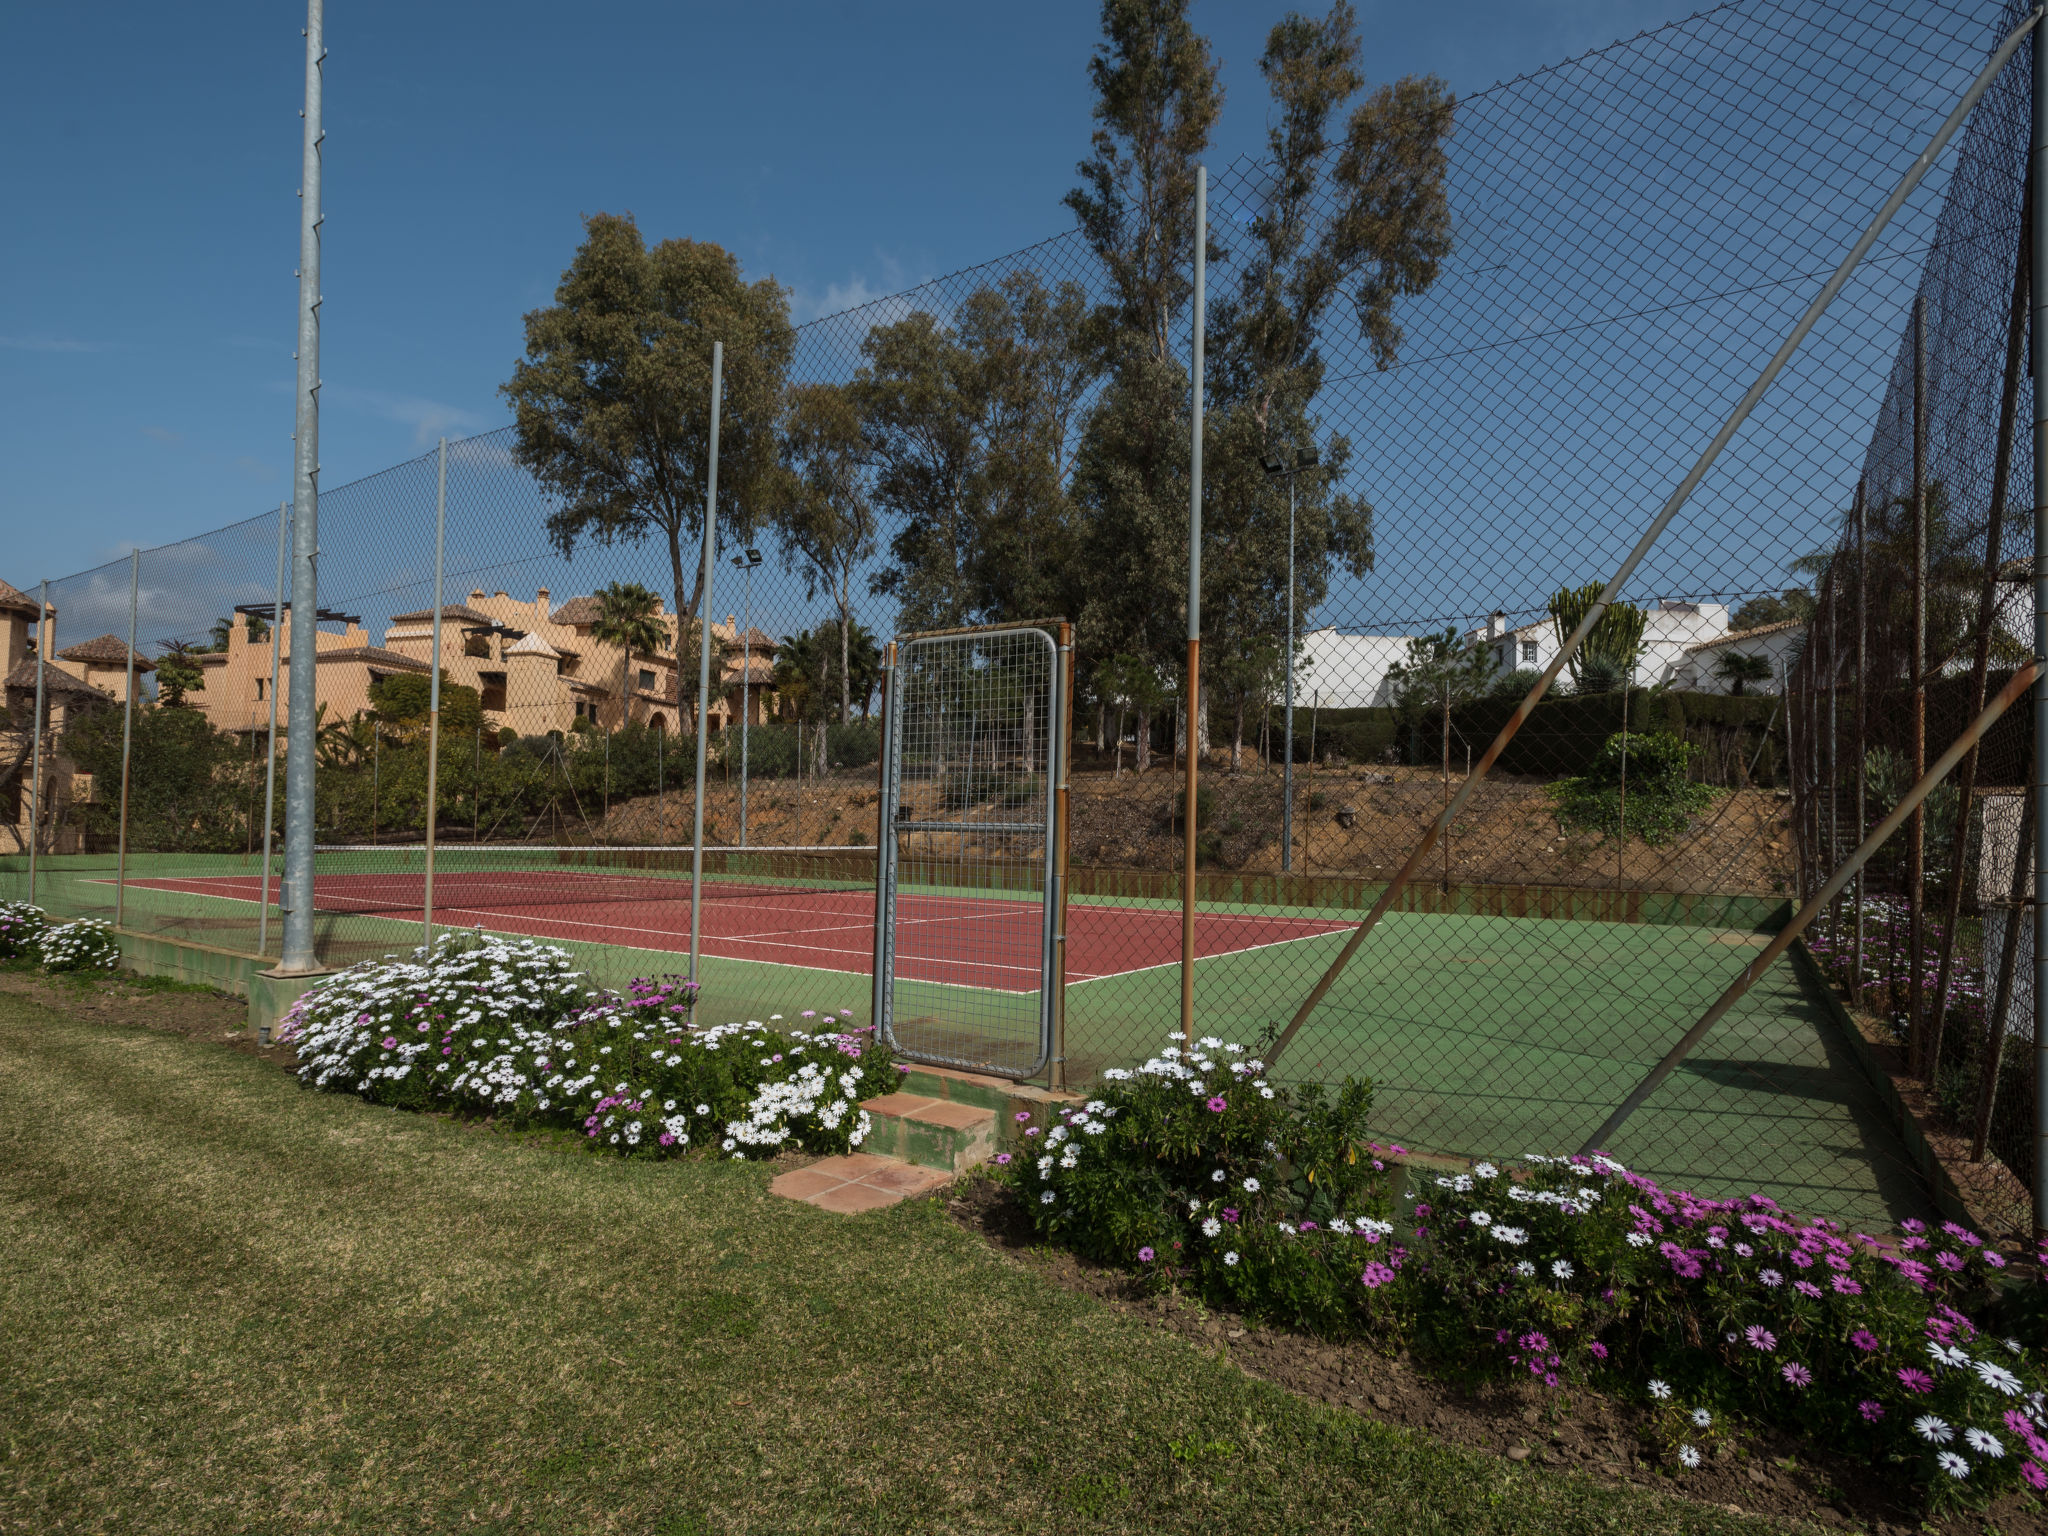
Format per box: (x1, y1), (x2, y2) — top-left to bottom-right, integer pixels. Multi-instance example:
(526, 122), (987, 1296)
(8, 846), (1923, 1227)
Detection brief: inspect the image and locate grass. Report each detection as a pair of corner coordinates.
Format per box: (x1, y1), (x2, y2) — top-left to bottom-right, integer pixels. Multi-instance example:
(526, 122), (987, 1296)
(0, 990), (1800, 1535)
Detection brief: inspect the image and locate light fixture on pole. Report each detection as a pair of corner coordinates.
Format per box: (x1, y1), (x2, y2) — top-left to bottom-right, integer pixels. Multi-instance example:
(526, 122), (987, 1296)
(731, 546), (764, 848)
(1262, 446), (1320, 875)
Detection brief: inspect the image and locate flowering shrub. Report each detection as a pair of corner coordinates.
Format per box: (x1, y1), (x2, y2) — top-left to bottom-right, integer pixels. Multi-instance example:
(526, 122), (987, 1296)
(281, 932), (889, 1159)
(1006, 1030), (2048, 1507)
(1003, 1031), (1392, 1332)
(0, 902), (48, 960)
(35, 918), (119, 973)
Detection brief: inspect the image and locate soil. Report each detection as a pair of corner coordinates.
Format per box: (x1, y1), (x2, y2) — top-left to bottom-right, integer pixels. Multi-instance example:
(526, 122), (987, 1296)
(592, 754), (1797, 897)
(0, 966), (300, 1070)
(946, 1176), (2046, 1536)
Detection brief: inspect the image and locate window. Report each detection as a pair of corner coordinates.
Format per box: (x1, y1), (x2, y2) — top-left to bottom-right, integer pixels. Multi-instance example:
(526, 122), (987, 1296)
(637, 668), (656, 691)
(1520, 640), (1538, 664)
(253, 677), (266, 701)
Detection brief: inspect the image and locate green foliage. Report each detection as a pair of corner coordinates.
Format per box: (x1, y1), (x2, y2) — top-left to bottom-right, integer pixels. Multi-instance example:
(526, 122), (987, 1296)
(503, 212), (794, 652)
(1387, 628), (1495, 721)
(1548, 730), (1715, 845)
(0, 902), (47, 960)
(61, 702), (252, 853)
(1001, 1032), (1383, 1334)
(1546, 584), (1647, 690)
(1731, 590), (1815, 631)
(153, 654), (203, 706)
(35, 918), (118, 973)
(1711, 651), (1776, 694)
(367, 671), (483, 739)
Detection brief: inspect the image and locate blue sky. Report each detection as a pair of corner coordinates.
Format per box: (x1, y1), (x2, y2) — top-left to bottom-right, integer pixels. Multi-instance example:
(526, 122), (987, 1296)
(0, 1), (1703, 589)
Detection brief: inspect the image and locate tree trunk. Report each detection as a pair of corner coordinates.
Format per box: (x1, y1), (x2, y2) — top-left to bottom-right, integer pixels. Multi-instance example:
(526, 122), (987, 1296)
(838, 603), (852, 724)
(1115, 706), (1125, 778)
(1231, 692), (1245, 775)
(1135, 704), (1151, 775)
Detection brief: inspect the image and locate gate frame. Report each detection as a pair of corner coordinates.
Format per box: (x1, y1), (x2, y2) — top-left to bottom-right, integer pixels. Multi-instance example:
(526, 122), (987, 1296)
(869, 619), (1072, 1084)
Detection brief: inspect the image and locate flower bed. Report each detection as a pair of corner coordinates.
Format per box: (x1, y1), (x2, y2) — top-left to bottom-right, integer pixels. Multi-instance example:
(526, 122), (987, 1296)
(1002, 1030), (2048, 1510)
(0, 905), (118, 972)
(282, 931), (894, 1159)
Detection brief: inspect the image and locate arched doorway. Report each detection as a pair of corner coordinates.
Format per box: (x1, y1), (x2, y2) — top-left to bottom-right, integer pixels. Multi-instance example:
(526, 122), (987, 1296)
(649, 712), (667, 734)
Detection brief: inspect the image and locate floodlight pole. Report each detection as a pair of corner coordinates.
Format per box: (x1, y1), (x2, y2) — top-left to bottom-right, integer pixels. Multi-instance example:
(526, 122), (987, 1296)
(2030, 5), (2048, 1240)
(422, 439), (447, 951)
(257, 502), (287, 955)
(279, 0), (326, 974)
(1180, 165), (1207, 1040)
(689, 342), (724, 990)
(115, 550), (139, 928)
(26, 581), (49, 902)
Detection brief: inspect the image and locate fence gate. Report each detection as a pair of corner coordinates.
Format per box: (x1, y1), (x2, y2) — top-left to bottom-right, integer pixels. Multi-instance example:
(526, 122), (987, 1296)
(872, 622), (1069, 1080)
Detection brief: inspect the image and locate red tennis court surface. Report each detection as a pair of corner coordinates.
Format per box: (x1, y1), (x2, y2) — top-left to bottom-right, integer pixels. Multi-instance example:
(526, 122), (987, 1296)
(120, 870), (1353, 991)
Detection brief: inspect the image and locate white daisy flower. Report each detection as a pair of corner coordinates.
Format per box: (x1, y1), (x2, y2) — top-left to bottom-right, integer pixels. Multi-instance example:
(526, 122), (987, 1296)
(1676, 1444), (1700, 1469)
(1474, 1162), (1498, 1178)
(1965, 1428), (2005, 1458)
(1470, 1211), (1493, 1227)
(1242, 1178), (1260, 1193)
(1551, 1259), (1574, 1280)
(1223, 1251), (1240, 1266)
(1690, 1408), (1711, 1428)
(1041, 1191), (1055, 1205)
(1913, 1415), (1953, 1444)
(1936, 1450), (1969, 1479)
(1974, 1361), (2023, 1396)
(1202, 1217), (1223, 1238)
(1625, 1232), (1652, 1247)
(1648, 1380), (1672, 1400)
(1515, 1260), (1536, 1277)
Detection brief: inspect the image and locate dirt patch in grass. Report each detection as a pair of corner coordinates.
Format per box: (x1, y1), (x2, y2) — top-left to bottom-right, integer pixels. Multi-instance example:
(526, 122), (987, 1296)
(0, 965), (298, 1067)
(947, 1175), (2046, 1536)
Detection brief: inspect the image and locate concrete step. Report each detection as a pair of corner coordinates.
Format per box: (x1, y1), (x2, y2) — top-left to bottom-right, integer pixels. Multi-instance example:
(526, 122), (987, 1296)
(858, 1091), (997, 1172)
(768, 1153), (951, 1213)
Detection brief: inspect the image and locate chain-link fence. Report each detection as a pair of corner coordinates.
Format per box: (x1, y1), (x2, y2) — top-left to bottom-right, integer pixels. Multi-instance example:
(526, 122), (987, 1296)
(1, 0), (2034, 1229)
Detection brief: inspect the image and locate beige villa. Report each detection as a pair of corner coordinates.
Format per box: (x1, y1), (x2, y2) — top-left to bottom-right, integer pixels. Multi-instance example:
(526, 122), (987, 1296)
(188, 586), (778, 740)
(2, 578), (155, 852)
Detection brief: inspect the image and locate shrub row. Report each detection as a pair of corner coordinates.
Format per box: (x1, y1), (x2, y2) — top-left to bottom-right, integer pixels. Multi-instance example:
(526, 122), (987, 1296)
(282, 931), (900, 1159)
(0, 905), (119, 972)
(1003, 1031), (2047, 1510)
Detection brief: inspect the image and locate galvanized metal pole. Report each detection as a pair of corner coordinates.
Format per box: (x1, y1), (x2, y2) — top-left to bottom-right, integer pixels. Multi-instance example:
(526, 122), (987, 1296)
(1584, 662), (2041, 1156)
(25, 582), (48, 903)
(740, 564), (752, 848)
(280, 0), (325, 973)
(1909, 295), (1929, 1069)
(2030, 5), (2048, 1240)
(422, 439), (447, 951)
(1051, 622), (1075, 1090)
(1265, 14), (2041, 1066)
(115, 550), (139, 928)
(257, 503), (287, 955)
(870, 640), (897, 1033)
(1282, 471), (1296, 874)
(689, 341), (724, 988)
(1179, 165), (1206, 1040)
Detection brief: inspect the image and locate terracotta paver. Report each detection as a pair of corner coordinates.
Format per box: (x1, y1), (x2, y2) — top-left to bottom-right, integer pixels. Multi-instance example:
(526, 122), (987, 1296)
(913, 1100), (990, 1131)
(769, 1152), (953, 1213)
(861, 1093), (937, 1120)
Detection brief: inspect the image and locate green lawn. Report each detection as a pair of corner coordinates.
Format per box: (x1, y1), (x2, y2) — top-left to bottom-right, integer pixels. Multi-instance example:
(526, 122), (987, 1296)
(0, 988), (1792, 1535)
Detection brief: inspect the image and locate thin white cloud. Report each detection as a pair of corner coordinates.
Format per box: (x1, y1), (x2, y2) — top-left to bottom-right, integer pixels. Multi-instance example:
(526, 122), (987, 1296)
(790, 251), (921, 323)
(324, 384), (491, 447)
(141, 425), (182, 445)
(0, 335), (111, 353)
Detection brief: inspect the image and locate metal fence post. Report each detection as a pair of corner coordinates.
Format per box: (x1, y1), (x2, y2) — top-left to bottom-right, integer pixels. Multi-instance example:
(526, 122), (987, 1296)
(280, 0), (325, 974)
(115, 551), (139, 928)
(1180, 163), (1206, 1041)
(1909, 294), (1929, 1070)
(688, 340), (724, 990)
(2030, 3), (2048, 1241)
(26, 581), (49, 903)
(257, 503), (287, 956)
(422, 438), (447, 952)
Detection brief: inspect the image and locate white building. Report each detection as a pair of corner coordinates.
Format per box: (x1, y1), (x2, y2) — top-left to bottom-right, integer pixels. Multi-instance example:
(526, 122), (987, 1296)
(1668, 618), (1805, 694)
(1293, 629), (1414, 708)
(1468, 599), (1733, 686)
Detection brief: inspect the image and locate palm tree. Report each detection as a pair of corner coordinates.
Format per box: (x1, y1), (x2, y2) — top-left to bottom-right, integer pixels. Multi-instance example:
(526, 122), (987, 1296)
(588, 581), (667, 732)
(1713, 651), (1775, 696)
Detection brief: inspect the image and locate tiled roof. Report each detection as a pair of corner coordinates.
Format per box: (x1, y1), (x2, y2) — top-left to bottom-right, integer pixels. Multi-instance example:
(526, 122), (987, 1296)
(732, 627), (777, 651)
(282, 646), (431, 672)
(0, 580), (42, 618)
(550, 596), (601, 626)
(59, 634), (156, 670)
(3, 660), (114, 700)
(505, 632), (561, 659)
(387, 604), (494, 625)
(1683, 618), (1804, 652)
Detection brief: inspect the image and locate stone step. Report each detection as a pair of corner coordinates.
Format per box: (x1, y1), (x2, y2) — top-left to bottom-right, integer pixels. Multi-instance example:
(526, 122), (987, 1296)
(895, 1064), (1087, 1149)
(768, 1153), (951, 1213)
(857, 1091), (997, 1172)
